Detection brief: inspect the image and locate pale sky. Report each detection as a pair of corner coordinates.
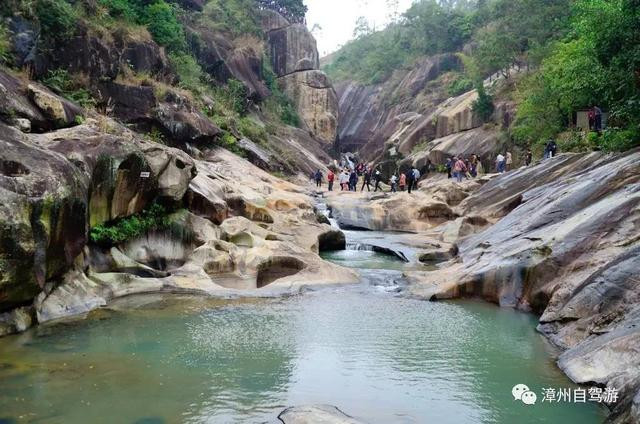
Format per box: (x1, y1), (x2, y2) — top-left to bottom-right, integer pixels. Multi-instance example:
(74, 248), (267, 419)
(305, 0), (416, 57)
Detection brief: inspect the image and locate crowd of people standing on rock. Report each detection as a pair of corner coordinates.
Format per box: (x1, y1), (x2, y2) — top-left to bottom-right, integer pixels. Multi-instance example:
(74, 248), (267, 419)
(445, 153), (484, 182)
(320, 161), (422, 194)
(315, 145), (558, 193)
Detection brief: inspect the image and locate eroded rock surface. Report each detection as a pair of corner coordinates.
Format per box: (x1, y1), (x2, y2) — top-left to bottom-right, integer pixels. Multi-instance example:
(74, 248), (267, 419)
(280, 70), (338, 145)
(25, 147), (356, 324)
(402, 151), (640, 422)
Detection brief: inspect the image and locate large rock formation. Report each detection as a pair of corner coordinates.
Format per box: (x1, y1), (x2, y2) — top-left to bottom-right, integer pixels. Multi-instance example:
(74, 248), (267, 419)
(333, 54), (515, 170)
(268, 23), (319, 77)
(262, 11), (338, 147)
(397, 151), (640, 423)
(0, 117), (195, 312)
(32, 148), (357, 324)
(279, 70), (338, 144)
(334, 54), (462, 157)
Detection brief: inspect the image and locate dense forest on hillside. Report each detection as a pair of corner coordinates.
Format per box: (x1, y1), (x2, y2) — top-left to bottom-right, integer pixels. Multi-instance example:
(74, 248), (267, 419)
(324, 0), (640, 153)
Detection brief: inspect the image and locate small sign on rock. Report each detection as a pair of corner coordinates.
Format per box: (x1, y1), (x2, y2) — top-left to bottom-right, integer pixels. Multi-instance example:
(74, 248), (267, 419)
(140, 171), (151, 178)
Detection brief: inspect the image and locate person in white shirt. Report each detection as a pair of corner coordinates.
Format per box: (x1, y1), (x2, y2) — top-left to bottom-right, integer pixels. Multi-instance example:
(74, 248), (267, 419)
(390, 174), (398, 193)
(495, 153), (505, 173)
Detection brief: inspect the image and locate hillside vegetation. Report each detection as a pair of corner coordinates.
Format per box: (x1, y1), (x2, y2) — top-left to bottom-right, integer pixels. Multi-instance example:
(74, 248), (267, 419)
(324, 0), (639, 153)
(0, 0), (305, 157)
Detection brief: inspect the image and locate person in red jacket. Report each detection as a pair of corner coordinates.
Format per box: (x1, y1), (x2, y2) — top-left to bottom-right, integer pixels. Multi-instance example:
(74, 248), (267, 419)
(327, 169), (335, 191)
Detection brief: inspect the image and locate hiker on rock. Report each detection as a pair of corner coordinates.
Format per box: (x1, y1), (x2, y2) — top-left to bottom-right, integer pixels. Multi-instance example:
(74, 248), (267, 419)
(495, 153), (506, 173)
(412, 167), (420, 190)
(406, 167), (416, 194)
(469, 155), (479, 178)
(314, 169), (322, 188)
(399, 172), (407, 191)
(327, 169), (335, 191)
(339, 169), (349, 190)
(349, 170), (358, 191)
(445, 158), (452, 179)
(525, 150), (533, 166)
(453, 157), (467, 182)
(505, 152), (513, 172)
(545, 140), (557, 159)
(390, 173), (398, 193)
(361, 167), (372, 192)
(373, 169), (382, 192)
(594, 105), (603, 132)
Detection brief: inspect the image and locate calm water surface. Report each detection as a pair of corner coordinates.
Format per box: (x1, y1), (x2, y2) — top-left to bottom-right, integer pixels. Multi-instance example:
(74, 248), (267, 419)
(0, 241), (606, 423)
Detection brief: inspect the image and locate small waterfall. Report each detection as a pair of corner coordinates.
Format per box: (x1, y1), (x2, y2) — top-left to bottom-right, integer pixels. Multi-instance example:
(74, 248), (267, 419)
(346, 242), (375, 251)
(315, 200), (341, 230)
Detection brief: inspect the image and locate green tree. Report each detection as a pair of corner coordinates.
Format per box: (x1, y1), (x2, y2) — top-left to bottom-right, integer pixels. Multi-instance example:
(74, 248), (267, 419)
(472, 84), (494, 122)
(514, 0), (640, 151)
(255, 0), (307, 24)
(35, 0), (78, 42)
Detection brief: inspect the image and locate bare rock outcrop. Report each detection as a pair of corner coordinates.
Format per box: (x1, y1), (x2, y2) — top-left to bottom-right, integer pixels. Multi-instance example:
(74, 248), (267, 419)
(334, 54), (461, 158)
(261, 11), (338, 146)
(268, 24), (319, 77)
(29, 147), (357, 325)
(279, 70), (338, 144)
(0, 119), (195, 312)
(404, 151), (640, 422)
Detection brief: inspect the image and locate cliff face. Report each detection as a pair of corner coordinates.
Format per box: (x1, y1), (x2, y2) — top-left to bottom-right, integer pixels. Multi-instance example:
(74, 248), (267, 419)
(333, 54), (515, 170)
(262, 10), (338, 146)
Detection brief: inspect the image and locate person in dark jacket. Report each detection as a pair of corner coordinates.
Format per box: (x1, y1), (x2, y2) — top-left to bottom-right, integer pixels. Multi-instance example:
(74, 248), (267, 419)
(373, 169), (382, 192)
(525, 150), (533, 166)
(349, 170), (358, 191)
(314, 170), (322, 188)
(594, 105), (603, 132)
(406, 167), (415, 194)
(361, 167), (371, 192)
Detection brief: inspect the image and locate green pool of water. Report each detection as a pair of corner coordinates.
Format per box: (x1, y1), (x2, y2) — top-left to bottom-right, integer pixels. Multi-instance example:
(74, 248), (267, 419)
(0, 287), (606, 423)
(320, 249), (407, 270)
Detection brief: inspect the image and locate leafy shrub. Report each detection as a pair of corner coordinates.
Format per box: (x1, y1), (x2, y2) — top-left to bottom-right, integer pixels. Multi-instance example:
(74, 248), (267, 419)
(35, 0), (78, 41)
(217, 130), (246, 156)
(261, 59), (300, 127)
(255, 0), (307, 24)
(238, 117), (268, 145)
(225, 79), (249, 115)
(98, 0), (186, 52)
(98, 0), (138, 20)
(41, 69), (96, 108)
(0, 23), (10, 64)
(203, 0), (260, 37)
(472, 85), (494, 123)
(141, 1), (186, 52)
(447, 75), (474, 97)
(90, 203), (170, 245)
(556, 131), (595, 153)
(169, 52), (204, 92)
(597, 127), (640, 152)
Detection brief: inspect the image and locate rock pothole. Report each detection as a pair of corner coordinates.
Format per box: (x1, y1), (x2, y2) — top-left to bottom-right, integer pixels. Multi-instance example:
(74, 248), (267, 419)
(256, 257), (306, 288)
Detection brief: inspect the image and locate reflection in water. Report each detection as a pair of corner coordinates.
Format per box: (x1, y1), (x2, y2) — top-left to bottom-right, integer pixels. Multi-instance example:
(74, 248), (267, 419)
(0, 288), (606, 423)
(0, 246), (606, 423)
